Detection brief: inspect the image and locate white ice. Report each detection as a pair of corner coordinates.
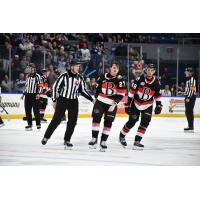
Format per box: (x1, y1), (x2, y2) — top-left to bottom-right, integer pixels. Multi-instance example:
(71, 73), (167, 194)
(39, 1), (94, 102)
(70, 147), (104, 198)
(0, 117), (200, 166)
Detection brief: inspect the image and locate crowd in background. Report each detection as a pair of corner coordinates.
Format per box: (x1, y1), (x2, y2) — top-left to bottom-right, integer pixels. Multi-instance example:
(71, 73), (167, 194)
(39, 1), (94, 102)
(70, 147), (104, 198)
(0, 33), (199, 95)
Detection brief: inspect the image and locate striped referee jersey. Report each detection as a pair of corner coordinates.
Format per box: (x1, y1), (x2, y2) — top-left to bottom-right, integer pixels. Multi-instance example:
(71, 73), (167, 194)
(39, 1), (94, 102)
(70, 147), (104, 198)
(185, 76), (196, 98)
(52, 70), (93, 102)
(24, 73), (43, 94)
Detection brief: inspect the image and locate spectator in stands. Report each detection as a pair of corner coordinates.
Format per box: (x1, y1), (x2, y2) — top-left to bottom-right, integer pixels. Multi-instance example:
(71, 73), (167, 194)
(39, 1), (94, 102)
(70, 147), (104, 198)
(171, 84), (177, 96)
(91, 42), (104, 66)
(1, 41), (12, 73)
(31, 45), (44, 70)
(48, 64), (58, 87)
(11, 55), (21, 80)
(14, 72), (26, 93)
(177, 82), (185, 96)
(74, 43), (82, 59)
(161, 85), (172, 96)
(1, 74), (13, 92)
(115, 40), (127, 57)
(57, 55), (68, 74)
(20, 56), (29, 71)
(81, 42), (91, 63)
(19, 37), (34, 57)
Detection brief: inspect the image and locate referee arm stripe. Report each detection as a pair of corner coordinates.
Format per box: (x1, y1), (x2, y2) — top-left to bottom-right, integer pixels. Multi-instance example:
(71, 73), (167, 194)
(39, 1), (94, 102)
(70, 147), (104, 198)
(52, 74), (64, 101)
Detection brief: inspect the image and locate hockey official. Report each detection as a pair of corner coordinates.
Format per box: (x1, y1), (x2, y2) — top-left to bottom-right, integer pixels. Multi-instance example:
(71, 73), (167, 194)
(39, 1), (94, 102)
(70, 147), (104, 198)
(21, 63), (43, 131)
(184, 67), (196, 132)
(41, 60), (94, 149)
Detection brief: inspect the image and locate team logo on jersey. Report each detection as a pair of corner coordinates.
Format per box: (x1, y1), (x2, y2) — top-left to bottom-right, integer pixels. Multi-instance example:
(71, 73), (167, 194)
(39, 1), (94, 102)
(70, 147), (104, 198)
(75, 80), (80, 85)
(140, 82), (145, 86)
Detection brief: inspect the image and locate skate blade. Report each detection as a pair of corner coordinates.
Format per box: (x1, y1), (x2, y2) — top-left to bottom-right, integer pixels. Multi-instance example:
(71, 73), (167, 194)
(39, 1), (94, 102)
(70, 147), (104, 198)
(99, 148), (106, 152)
(89, 144), (97, 149)
(119, 143), (127, 149)
(0, 123), (5, 127)
(64, 146), (72, 150)
(184, 130), (194, 133)
(132, 146), (144, 151)
(25, 128), (32, 131)
(41, 121), (47, 123)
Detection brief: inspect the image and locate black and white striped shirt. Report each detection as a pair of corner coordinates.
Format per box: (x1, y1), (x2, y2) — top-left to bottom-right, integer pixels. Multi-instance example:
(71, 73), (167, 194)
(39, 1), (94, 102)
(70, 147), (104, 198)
(185, 76), (196, 98)
(52, 70), (93, 102)
(24, 73), (43, 94)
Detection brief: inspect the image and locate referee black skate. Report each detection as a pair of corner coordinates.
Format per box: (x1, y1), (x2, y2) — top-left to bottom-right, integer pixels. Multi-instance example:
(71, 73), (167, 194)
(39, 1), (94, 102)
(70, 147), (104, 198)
(21, 63), (43, 131)
(41, 60), (94, 149)
(184, 67), (196, 132)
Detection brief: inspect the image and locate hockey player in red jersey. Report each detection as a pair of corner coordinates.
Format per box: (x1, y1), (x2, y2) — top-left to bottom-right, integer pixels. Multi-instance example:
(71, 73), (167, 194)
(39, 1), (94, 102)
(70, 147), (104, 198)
(119, 64), (162, 149)
(89, 62), (126, 151)
(38, 69), (52, 123)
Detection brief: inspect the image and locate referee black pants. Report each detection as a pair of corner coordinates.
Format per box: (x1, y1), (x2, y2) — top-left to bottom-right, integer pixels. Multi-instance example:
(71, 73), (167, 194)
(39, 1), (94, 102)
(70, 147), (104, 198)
(44, 97), (79, 142)
(185, 96), (196, 129)
(24, 94), (40, 126)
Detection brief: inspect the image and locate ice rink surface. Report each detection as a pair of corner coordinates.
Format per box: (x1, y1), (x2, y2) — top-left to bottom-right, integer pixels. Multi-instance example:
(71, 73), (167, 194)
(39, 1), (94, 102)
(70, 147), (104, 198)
(0, 117), (200, 166)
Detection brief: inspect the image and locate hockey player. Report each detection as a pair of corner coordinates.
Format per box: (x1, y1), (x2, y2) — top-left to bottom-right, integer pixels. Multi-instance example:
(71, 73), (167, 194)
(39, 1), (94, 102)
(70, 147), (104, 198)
(88, 62), (126, 151)
(38, 69), (52, 123)
(119, 64), (162, 149)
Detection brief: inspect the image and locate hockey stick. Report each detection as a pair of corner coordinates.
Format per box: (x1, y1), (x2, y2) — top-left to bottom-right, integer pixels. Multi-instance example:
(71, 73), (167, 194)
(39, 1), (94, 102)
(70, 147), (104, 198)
(0, 104), (10, 121)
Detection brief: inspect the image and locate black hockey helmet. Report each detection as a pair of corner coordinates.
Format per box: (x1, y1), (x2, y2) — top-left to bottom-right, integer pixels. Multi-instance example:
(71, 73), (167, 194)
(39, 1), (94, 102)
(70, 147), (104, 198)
(145, 63), (156, 74)
(70, 59), (82, 66)
(41, 68), (48, 73)
(147, 63), (156, 70)
(185, 67), (194, 73)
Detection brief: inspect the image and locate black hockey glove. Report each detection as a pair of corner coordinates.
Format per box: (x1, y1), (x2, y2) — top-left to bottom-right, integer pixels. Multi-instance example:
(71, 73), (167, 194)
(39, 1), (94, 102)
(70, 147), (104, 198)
(154, 102), (163, 115)
(46, 90), (52, 98)
(124, 103), (131, 115)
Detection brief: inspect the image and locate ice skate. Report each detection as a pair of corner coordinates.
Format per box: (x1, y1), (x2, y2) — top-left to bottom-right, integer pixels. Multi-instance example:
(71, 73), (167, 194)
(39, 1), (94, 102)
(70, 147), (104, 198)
(25, 125), (32, 131)
(41, 118), (47, 123)
(99, 141), (107, 152)
(64, 141), (73, 150)
(119, 136), (127, 148)
(184, 127), (194, 133)
(133, 141), (144, 150)
(88, 138), (97, 149)
(37, 125), (41, 131)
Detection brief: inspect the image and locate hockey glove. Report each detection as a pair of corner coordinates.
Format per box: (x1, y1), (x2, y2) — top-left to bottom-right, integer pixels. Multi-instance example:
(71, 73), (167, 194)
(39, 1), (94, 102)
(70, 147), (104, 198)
(154, 102), (163, 115)
(46, 90), (52, 98)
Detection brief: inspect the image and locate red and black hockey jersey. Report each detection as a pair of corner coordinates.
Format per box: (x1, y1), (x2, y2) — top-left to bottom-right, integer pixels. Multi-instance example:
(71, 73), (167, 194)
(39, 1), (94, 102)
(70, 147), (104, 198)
(128, 75), (161, 110)
(39, 75), (51, 98)
(95, 73), (126, 105)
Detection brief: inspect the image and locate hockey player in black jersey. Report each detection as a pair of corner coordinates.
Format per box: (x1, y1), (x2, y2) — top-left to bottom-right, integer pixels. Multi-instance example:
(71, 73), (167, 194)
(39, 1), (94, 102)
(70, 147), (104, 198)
(88, 62), (126, 151)
(38, 69), (52, 123)
(119, 64), (162, 149)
